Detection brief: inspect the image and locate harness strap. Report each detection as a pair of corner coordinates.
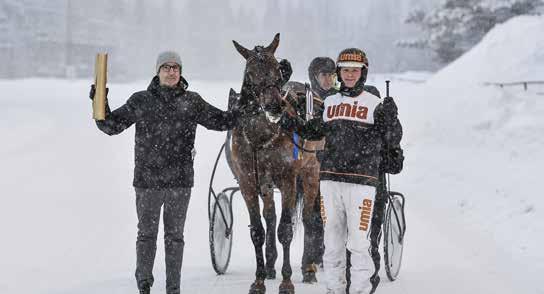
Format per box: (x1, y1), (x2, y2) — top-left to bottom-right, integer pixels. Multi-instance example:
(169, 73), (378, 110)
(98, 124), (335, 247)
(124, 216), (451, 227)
(293, 133), (300, 160)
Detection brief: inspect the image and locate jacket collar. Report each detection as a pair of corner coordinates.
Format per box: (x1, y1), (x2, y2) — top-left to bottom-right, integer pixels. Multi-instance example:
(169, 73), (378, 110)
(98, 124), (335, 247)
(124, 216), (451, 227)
(148, 75), (189, 97)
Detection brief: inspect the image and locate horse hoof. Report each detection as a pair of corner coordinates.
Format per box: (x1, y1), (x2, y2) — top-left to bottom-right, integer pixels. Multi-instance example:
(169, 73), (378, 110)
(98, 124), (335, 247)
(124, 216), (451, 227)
(249, 280), (266, 294)
(266, 268), (276, 280)
(302, 271), (317, 284)
(316, 262), (324, 271)
(279, 280), (295, 294)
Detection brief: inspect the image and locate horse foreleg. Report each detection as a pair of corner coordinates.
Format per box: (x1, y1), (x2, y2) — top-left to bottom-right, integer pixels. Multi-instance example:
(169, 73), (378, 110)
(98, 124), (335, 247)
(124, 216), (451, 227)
(262, 190), (278, 279)
(242, 188), (267, 294)
(277, 207), (295, 294)
(249, 218), (266, 280)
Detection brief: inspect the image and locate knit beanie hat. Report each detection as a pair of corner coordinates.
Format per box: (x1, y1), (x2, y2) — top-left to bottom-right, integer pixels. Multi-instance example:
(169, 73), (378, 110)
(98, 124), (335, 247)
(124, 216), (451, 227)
(156, 51), (182, 73)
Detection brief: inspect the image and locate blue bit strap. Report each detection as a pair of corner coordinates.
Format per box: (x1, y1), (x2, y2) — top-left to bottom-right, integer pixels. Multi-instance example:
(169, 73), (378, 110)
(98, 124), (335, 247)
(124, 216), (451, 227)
(293, 133), (300, 160)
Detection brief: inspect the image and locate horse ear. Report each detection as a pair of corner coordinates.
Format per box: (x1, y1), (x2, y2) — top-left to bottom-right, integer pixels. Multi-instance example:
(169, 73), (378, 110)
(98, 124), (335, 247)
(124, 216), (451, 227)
(265, 33), (280, 54)
(233, 40), (251, 59)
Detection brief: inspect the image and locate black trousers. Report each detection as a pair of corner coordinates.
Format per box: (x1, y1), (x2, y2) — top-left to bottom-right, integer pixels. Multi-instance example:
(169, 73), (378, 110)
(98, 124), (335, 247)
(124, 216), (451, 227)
(134, 187), (191, 294)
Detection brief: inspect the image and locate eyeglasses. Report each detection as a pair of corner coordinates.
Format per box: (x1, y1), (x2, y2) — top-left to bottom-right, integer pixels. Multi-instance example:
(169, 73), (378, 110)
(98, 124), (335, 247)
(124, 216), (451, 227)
(160, 64), (181, 73)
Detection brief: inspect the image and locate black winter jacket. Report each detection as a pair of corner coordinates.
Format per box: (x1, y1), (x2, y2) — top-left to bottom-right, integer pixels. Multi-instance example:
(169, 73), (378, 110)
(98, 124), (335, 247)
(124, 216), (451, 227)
(96, 76), (238, 188)
(280, 86), (402, 187)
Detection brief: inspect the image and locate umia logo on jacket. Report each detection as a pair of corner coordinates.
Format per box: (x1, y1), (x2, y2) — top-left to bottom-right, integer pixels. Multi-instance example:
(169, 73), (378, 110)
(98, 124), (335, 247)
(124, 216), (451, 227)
(326, 101), (369, 120)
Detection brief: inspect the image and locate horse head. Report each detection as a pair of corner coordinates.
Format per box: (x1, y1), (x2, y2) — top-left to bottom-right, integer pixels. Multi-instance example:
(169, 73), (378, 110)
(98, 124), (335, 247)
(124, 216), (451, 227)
(233, 33), (284, 123)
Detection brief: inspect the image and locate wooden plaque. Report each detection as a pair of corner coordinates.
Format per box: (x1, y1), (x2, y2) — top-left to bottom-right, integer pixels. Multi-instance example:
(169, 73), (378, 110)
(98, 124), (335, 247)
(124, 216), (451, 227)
(93, 53), (108, 120)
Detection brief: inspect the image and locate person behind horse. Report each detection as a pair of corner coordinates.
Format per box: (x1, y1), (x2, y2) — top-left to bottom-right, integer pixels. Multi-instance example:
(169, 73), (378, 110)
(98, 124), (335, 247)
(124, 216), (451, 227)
(279, 48), (402, 294)
(306, 56), (338, 168)
(286, 57), (337, 283)
(308, 56), (338, 99)
(88, 51), (240, 294)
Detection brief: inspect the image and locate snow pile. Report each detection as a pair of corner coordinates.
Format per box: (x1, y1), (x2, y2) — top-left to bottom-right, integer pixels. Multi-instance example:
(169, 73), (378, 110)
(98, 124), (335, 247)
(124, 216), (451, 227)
(429, 15), (544, 84)
(394, 14), (544, 293)
(409, 15), (544, 148)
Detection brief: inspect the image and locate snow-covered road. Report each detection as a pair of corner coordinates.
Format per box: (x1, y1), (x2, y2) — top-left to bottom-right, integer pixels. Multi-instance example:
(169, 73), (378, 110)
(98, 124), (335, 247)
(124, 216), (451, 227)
(1, 71), (541, 293)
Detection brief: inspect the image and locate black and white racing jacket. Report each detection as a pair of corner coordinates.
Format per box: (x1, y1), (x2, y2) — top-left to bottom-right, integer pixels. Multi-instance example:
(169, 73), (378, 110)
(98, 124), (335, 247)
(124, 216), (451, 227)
(280, 86), (402, 187)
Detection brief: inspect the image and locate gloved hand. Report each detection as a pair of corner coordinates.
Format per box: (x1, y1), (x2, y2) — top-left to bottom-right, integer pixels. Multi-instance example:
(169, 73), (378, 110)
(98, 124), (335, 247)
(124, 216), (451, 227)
(382, 96), (398, 119)
(278, 112), (295, 131)
(278, 111), (306, 132)
(279, 59), (292, 86)
(89, 85), (109, 100)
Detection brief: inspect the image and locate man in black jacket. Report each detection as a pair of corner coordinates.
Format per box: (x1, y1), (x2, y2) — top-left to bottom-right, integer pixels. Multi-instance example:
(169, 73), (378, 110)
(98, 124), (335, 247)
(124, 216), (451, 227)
(89, 51), (239, 294)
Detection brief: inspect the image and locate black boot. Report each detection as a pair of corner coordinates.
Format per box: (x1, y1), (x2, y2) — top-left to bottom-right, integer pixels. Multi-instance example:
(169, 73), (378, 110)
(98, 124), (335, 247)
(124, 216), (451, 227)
(139, 286), (150, 294)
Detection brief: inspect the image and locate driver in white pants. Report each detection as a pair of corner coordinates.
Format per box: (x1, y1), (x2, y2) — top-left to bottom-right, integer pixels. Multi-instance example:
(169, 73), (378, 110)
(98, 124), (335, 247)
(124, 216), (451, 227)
(278, 47), (402, 293)
(321, 181), (377, 293)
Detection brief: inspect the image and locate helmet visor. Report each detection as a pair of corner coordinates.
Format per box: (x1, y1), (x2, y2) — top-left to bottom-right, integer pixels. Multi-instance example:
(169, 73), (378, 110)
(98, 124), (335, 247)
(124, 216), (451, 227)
(336, 61), (368, 68)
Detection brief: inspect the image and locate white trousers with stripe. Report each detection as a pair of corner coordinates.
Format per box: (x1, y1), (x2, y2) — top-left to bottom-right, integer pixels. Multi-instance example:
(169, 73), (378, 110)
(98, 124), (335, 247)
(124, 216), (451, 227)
(320, 180), (377, 294)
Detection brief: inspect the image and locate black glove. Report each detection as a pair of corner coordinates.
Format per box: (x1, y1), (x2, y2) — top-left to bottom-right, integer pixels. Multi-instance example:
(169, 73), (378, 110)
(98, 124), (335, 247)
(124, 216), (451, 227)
(278, 112), (295, 131)
(279, 59), (292, 86)
(382, 96), (398, 119)
(89, 85), (109, 100)
(380, 145), (404, 174)
(278, 111), (306, 133)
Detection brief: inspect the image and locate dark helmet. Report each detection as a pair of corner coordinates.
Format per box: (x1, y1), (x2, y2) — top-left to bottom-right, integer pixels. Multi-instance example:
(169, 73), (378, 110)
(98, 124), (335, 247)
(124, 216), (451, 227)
(308, 57), (335, 79)
(336, 48), (369, 96)
(308, 57), (336, 97)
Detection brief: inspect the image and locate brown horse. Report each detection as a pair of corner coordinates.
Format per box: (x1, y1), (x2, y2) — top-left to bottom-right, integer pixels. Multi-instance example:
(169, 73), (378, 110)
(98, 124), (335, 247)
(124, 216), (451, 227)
(229, 34), (321, 294)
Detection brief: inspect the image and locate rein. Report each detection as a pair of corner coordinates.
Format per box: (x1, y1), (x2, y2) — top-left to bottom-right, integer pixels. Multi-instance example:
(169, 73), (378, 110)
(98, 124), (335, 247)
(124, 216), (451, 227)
(288, 133), (317, 154)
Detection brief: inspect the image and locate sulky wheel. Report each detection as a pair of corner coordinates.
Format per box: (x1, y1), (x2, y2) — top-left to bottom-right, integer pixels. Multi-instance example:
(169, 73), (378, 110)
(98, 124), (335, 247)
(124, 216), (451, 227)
(209, 191), (234, 274)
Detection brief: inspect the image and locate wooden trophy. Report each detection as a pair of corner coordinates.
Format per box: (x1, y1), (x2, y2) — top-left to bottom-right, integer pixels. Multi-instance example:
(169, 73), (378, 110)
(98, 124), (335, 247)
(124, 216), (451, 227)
(93, 53), (108, 120)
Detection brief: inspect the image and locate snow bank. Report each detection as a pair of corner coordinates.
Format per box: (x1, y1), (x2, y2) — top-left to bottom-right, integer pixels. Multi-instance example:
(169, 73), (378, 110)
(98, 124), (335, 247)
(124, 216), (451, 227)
(429, 15), (544, 84)
(394, 14), (544, 293)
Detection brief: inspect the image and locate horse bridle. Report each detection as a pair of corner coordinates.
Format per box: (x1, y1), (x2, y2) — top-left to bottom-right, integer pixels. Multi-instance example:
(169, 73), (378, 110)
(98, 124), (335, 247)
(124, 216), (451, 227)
(240, 89), (317, 154)
(238, 48), (284, 144)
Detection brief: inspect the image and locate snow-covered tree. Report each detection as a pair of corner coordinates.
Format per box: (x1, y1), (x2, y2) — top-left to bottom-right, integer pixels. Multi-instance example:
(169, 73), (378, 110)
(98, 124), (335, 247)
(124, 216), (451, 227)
(401, 0), (543, 64)
(0, 0), (440, 79)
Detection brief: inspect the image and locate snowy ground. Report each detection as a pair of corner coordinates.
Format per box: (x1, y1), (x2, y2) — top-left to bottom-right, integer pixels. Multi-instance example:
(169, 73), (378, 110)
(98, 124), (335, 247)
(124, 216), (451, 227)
(1, 15), (543, 294)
